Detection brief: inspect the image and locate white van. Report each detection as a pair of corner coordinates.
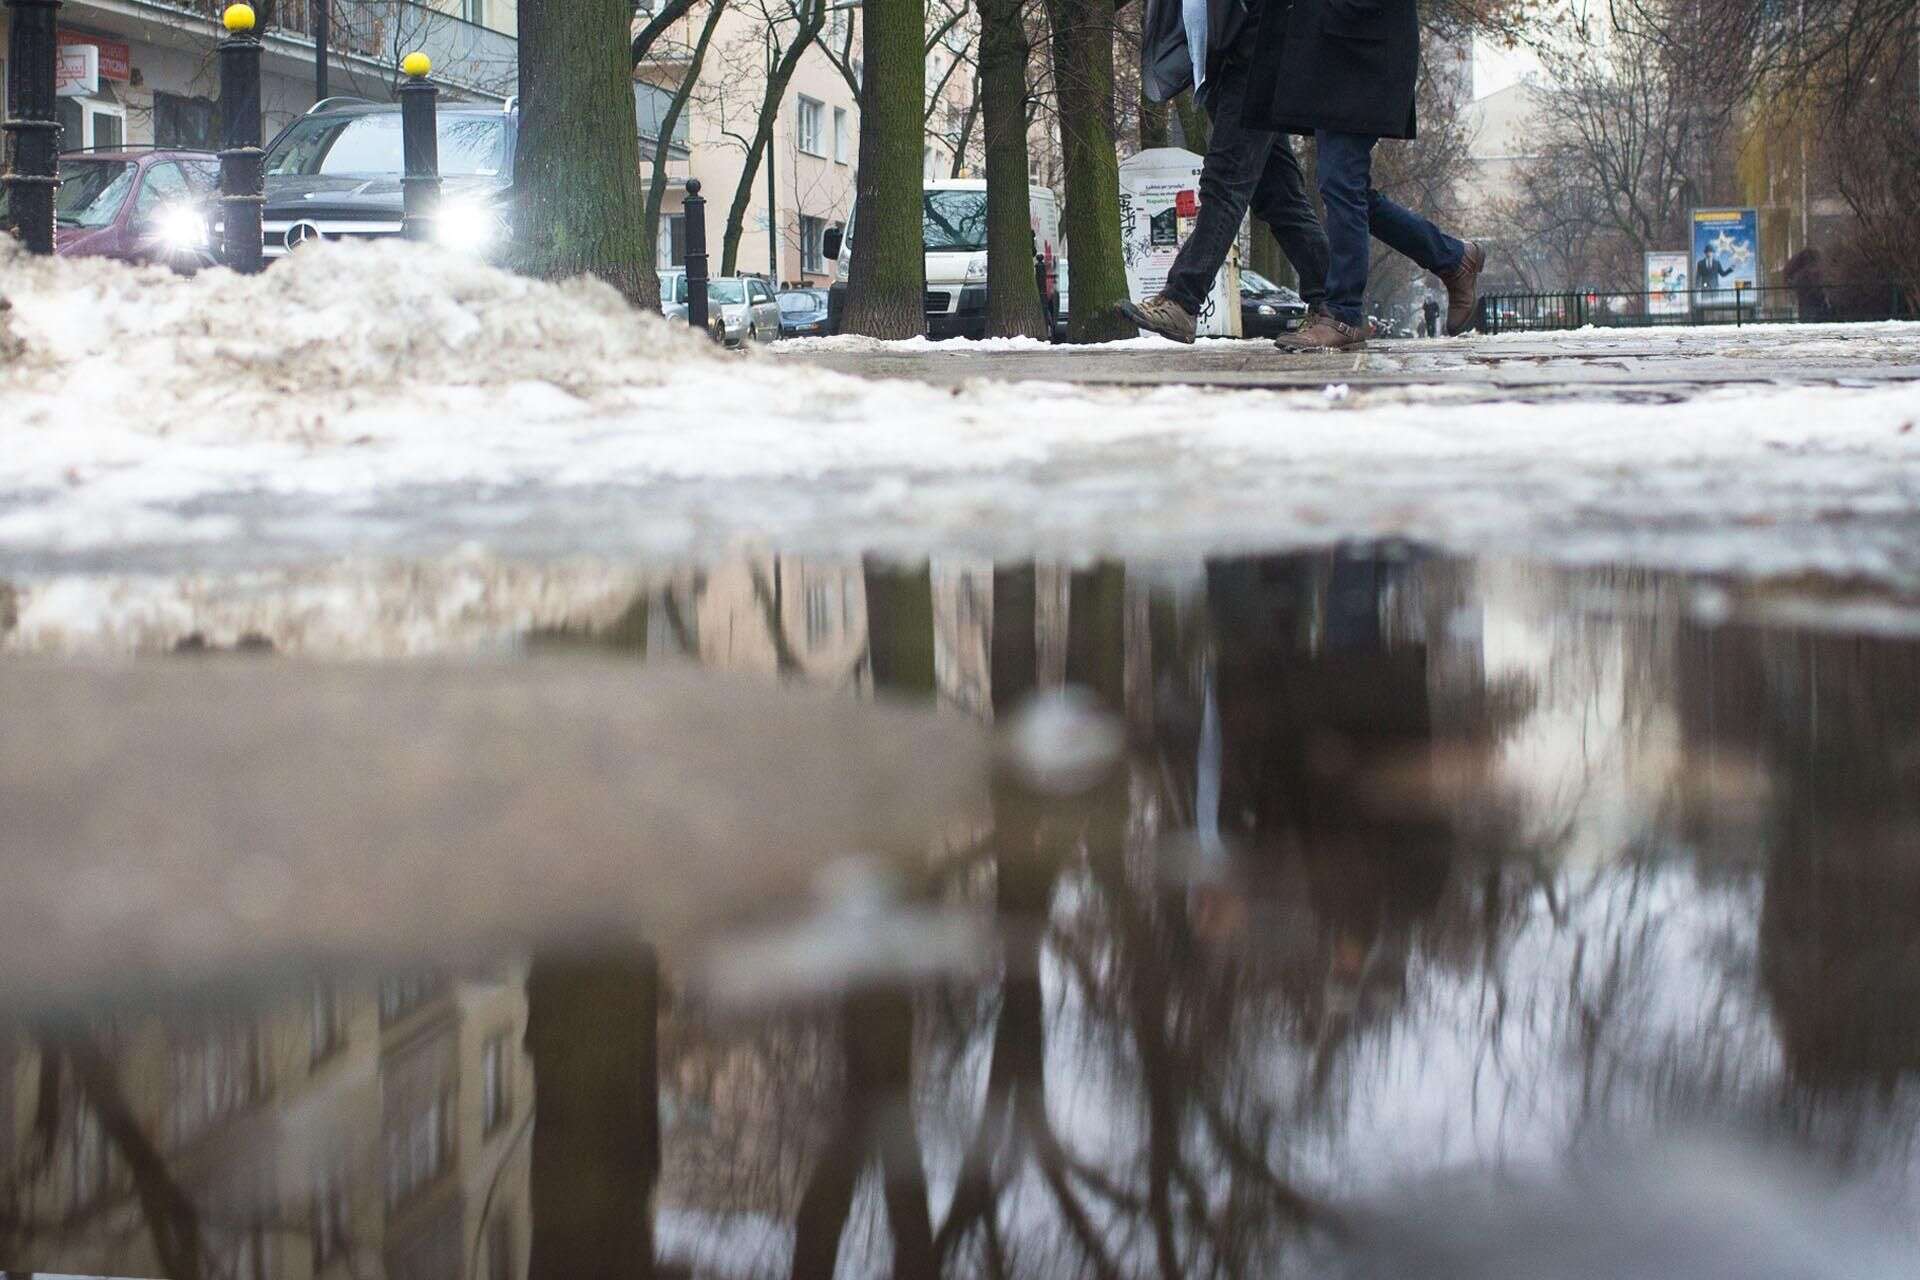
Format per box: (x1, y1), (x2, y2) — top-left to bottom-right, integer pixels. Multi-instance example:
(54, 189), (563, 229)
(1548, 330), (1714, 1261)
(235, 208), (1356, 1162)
(826, 179), (1066, 339)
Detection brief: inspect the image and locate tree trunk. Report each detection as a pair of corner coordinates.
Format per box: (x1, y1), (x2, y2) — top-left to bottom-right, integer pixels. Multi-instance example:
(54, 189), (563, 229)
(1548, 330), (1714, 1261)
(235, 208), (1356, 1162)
(1139, 90), (1170, 150)
(1172, 88), (1210, 154)
(525, 951), (661, 1280)
(1251, 225), (1292, 288)
(843, 0), (928, 337)
(1045, 0), (1135, 341)
(978, 0), (1048, 338)
(864, 558), (938, 697)
(513, 0), (653, 307)
(641, 0), (730, 306)
(721, 4), (827, 276)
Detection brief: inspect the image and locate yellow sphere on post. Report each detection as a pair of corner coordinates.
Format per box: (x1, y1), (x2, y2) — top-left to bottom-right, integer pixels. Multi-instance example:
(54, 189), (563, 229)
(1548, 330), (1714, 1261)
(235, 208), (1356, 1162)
(222, 3), (256, 32)
(402, 52), (433, 79)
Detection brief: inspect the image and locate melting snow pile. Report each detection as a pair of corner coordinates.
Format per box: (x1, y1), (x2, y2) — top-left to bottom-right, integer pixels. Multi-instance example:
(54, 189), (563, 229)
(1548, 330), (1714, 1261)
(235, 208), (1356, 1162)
(0, 238), (717, 429)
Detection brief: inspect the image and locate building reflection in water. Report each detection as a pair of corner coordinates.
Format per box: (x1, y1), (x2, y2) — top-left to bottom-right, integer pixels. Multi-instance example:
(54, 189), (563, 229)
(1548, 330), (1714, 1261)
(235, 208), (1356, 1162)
(3, 548), (1919, 1277)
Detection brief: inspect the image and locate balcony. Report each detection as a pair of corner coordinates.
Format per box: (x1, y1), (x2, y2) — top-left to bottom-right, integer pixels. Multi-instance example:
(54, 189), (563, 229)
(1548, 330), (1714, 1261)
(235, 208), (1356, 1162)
(125, 1), (518, 98)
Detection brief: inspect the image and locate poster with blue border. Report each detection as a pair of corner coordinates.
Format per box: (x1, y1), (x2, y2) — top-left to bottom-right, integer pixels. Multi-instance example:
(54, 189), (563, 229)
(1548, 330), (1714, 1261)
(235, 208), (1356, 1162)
(1690, 208), (1760, 303)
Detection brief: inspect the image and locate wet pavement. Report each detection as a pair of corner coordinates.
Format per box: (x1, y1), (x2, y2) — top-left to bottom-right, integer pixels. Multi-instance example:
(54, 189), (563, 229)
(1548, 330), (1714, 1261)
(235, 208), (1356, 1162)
(777, 324), (1920, 401)
(3, 548), (1918, 1278)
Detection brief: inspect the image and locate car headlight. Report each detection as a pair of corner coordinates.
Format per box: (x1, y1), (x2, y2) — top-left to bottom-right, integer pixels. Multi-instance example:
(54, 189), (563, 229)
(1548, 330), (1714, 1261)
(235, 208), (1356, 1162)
(157, 206), (210, 253)
(964, 259), (987, 282)
(436, 201), (506, 254)
(1256, 304), (1276, 315)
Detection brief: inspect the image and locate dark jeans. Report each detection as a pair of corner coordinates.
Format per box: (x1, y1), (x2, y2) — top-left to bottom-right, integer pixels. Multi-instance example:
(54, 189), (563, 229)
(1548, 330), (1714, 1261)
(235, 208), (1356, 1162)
(1315, 130), (1465, 328)
(1164, 34), (1329, 316)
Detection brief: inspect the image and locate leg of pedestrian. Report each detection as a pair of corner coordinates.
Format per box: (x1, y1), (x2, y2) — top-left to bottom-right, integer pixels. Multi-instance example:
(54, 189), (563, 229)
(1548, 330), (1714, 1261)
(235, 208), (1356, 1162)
(1364, 187), (1484, 336)
(1116, 32), (1278, 344)
(1250, 134), (1329, 312)
(1273, 130), (1370, 352)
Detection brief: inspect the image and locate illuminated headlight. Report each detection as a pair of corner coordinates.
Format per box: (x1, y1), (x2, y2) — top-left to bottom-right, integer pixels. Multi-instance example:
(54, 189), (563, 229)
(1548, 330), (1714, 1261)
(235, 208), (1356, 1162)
(436, 201), (506, 254)
(158, 206), (210, 252)
(1256, 304), (1276, 315)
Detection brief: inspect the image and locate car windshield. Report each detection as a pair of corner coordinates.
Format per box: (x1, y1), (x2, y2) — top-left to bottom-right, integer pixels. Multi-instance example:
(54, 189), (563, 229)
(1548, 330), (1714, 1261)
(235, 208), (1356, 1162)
(923, 190), (987, 253)
(707, 281), (747, 305)
(266, 113), (507, 179)
(27, 160), (135, 228)
(778, 292), (822, 314)
(1241, 270), (1277, 294)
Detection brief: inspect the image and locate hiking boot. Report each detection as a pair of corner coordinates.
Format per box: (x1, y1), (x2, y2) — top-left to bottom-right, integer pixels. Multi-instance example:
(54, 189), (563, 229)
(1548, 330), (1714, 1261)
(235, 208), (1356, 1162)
(1274, 313), (1367, 352)
(1438, 241), (1486, 336)
(1115, 293), (1197, 345)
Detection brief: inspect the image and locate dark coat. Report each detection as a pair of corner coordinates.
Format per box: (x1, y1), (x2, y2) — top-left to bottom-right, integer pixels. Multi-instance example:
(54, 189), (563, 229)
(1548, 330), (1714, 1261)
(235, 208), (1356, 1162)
(1243, 0), (1421, 141)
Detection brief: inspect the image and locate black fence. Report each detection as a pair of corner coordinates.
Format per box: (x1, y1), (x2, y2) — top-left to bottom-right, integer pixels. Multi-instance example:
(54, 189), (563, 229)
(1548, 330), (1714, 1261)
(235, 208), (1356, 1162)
(1476, 284), (1916, 335)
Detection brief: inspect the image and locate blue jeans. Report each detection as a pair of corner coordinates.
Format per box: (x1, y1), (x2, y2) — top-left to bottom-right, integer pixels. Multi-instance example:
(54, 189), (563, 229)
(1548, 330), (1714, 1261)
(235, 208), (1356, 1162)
(1315, 131), (1465, 328)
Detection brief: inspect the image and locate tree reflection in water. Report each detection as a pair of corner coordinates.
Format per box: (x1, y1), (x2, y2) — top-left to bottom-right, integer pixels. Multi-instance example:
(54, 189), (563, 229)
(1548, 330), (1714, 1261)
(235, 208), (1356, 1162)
(4, 549), (1920, 1278)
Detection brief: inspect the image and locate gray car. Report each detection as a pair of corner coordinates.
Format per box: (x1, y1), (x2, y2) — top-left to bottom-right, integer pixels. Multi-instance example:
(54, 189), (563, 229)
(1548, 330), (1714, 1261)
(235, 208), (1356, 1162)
(662, 275), (782, 347)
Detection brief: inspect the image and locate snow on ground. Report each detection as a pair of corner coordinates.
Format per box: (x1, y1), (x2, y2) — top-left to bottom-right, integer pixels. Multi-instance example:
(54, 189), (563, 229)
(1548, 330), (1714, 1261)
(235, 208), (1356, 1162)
(4, 240), (1920, 585)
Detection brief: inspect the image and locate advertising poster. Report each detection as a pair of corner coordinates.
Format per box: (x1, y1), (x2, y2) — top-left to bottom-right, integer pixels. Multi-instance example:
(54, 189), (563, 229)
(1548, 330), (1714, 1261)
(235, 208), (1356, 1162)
(1117, 148), (1239, 336)
(1644, 251), (1690, 317)
(1690, 208), (1760, 303)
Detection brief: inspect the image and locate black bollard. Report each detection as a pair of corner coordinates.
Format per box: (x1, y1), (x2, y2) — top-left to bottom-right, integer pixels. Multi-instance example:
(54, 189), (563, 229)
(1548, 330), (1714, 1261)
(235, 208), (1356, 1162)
(2, 0), (63, 256)
(684, 178), (711, 338)
(398, 53), (440, 242)
(218, 5), (265, 274)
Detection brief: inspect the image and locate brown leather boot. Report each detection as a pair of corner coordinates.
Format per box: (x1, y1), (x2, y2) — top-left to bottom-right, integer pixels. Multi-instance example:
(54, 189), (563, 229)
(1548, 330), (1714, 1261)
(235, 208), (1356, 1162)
(1274, 313), (1367, 352)
(1438, 241), (1486, 335)
(1114, 293), (1198, 344)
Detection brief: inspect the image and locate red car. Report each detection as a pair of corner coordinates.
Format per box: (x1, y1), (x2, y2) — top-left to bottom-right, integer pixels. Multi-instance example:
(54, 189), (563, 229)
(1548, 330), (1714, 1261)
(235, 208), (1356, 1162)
(0, 147), (221, 271)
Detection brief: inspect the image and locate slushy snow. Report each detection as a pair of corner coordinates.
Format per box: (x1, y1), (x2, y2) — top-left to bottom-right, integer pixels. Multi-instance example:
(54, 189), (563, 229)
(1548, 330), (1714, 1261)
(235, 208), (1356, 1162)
(4, 239), (1920, 588)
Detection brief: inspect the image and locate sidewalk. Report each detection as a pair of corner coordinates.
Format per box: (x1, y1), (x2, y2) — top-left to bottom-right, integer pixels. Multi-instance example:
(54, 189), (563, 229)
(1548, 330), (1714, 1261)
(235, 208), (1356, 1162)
(773, 324), (1920, 401)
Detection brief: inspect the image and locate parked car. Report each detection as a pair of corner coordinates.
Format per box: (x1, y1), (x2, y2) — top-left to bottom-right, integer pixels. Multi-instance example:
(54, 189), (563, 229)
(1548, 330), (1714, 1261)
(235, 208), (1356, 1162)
(1053, 259), (1071, 342)
(1239, 268), (1309, 337)
(827, 178), (1067, 340)
(0, 147), (220, 272)
(254, 96), (515, 262)
(776, 287), (831, 338)
(662, 275), (782, 346)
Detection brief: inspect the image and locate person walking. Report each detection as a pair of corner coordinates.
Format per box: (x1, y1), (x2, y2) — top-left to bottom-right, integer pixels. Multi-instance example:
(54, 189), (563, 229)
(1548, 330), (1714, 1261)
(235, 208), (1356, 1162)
(1243, 0), (1484, 352)
(1422, 295), (1441, 337)
(1117, 0), (1332, 344)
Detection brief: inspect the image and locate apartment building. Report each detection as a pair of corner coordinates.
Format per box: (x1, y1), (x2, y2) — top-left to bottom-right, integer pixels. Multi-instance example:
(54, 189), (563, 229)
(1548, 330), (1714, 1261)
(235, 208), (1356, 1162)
(0, 1), (517, 157)
(638, 0), (860, 287)
(0, 969), (531, 1280)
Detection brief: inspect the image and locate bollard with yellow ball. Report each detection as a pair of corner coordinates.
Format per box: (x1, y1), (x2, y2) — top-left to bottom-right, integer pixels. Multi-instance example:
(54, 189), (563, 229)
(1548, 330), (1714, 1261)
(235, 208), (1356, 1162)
(218, 2), (265, 272)
(397, 54), (443, 241)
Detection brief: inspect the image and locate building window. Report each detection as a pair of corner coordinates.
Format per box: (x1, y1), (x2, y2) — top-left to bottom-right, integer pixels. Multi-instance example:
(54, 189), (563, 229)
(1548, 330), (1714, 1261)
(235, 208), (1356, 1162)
(71, 1103), (111, 1206)
(461, 0), (487, 23)
(171, 1023), (267, 1145)
(800, 215), (826, 275)
(833, 107), (848, 164)
(312, 1161), (351, 1272)
(828, 7), (850, 44)
(379, 971), (445, 1027)
(481, 1032), (511, 1136)
(665, 213), (687, 267)
(155, 92), (218, 150)
(310, 982), (346, 1065)
(384, 1088), (455, 1210)
(797, 96), (825, 157)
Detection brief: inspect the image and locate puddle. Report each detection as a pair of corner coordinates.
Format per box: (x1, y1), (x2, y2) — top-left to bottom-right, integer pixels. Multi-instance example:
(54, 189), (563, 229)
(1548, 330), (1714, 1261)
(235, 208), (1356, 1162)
(1, 548), (1917, 1278)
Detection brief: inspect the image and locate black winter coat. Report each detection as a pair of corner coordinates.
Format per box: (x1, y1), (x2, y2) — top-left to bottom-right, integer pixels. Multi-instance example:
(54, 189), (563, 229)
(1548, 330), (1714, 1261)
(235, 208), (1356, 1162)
(1243, 0), (1421, 140)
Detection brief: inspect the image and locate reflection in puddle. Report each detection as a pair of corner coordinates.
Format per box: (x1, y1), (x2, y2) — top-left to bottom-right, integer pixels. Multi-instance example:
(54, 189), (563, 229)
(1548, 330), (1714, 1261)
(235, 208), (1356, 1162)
(2, 549), (1918, 1277)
